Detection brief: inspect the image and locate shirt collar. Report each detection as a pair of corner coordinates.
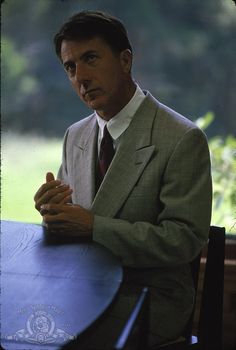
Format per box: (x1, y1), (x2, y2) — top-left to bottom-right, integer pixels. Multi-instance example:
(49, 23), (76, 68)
(95, 84), (145, 140)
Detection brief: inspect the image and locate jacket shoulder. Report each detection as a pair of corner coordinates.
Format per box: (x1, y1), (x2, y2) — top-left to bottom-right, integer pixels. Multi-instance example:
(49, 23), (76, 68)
(143, 92), (208, 149)
(68, 113), (96, 132)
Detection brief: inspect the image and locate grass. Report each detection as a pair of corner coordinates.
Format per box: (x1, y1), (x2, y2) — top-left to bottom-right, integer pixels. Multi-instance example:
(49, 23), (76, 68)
(1, 132), (62, 224)
(1, 132), (235, 234)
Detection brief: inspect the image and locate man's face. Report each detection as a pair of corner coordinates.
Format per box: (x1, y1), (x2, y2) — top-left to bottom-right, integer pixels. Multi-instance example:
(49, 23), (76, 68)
(60, 37), (133, 120)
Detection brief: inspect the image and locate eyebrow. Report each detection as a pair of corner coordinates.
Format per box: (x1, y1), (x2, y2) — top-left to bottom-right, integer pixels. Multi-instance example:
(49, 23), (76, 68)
(63, 50), (99, 68)
(80, 50), (98, 60)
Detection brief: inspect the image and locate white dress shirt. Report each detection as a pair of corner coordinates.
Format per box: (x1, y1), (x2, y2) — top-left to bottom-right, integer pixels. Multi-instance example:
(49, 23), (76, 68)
(95, 84), (145, 153)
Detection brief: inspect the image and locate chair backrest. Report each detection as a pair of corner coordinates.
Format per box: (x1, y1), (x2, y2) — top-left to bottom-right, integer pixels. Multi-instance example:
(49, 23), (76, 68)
(182, 251), (202, 338)
(197, 225), (225, 349)
(142, 226), (225, 350)
(113, 287), (150, 350)
(182, 225), (225, 350)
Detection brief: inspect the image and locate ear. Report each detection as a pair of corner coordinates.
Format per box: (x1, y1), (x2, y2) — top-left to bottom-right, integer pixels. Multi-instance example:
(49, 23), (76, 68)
(120, 49), (132, 73)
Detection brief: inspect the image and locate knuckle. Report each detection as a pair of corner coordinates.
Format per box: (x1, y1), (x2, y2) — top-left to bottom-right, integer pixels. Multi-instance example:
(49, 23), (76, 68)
(35, 203), (40, 211)
(41, 183), (48, 192)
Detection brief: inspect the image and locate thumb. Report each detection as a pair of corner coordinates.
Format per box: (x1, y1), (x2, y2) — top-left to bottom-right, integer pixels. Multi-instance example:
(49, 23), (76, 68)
(46, 172), (55, 183)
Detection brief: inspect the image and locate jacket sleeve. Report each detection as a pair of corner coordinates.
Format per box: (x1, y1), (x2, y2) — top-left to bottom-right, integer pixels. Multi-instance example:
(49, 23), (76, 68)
(93, 127), (212, 268)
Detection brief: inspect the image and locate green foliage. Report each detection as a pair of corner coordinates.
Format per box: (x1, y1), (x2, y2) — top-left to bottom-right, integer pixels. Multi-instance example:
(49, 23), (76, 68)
(210, 135), (236, 233)
(195, 112), (214, 131)
(195, 114), (236, 234)
(2, 37), (27, 80)
(1, 36), (39, 114)
(1, 0), (236, 136)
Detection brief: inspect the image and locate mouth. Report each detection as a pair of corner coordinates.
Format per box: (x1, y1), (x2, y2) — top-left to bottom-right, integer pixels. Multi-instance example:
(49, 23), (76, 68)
(84, 88), (100, 97)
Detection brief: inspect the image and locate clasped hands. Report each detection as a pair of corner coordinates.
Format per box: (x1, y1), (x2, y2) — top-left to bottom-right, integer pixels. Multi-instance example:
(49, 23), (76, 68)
(34, 172), (94, 238)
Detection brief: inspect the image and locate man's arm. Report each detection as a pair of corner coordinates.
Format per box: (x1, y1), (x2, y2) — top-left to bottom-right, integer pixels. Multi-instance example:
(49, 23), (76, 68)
(92, 127), (212, 267)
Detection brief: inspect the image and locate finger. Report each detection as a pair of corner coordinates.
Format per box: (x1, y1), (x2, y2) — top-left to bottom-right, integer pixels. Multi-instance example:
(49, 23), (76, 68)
(45, 223), (76, 236)
(35, 185), (70, 211)
(49, 189), (73, 204)
(45, 222), (82, 236)
(41, 202), (75, 218)
(46, 172), (55, 182)
(43, 212), (67, 223)
(42, 202), (76, 212)
(41, 203), (65, 215)
(60, 195), (73, 205)
(40, 207), (49, 216)
(34, 180), (61, 202)
(41, 200), (72, 215)
(46, 222), (68, 230)
(44, 221), (66, 234)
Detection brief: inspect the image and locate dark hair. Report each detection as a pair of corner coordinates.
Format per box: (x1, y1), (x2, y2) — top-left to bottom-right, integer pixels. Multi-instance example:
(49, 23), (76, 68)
(54, 11), (132, 59)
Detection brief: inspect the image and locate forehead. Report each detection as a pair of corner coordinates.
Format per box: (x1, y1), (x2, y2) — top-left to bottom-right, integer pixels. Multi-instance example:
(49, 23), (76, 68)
(60, 37), (113, 61)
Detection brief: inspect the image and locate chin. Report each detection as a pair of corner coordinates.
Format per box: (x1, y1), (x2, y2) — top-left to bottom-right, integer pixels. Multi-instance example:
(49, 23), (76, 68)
(87, 97), (106, 111)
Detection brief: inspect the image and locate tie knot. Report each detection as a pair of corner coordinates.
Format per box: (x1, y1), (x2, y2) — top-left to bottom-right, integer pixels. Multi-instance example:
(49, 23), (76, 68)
(102, 125), (113, 143)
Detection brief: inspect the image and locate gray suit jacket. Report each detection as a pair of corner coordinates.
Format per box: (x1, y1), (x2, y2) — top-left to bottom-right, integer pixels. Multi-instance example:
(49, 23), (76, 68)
(58, 92), (212, 341)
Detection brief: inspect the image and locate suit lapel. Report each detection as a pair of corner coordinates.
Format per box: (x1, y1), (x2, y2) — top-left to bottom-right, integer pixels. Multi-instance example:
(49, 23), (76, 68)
(91, 93), (158, 217)
(72, 116), (98, 209)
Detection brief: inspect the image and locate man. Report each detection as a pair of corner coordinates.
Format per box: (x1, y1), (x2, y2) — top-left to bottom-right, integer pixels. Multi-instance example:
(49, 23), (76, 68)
(34, 11), (212, 349)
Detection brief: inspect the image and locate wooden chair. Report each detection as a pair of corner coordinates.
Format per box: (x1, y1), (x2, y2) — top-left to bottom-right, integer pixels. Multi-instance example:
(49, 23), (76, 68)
(113, 287), (150, 350)
(158, 225), (226, 350)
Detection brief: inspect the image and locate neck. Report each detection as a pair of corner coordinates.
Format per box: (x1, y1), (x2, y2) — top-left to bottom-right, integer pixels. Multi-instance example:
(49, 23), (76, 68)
(97, 79), (136, 121)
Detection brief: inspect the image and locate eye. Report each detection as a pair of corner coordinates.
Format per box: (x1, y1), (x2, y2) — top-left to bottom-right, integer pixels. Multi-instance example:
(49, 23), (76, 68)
(64, 62), (76, 75)
(85, 53), (98, 64)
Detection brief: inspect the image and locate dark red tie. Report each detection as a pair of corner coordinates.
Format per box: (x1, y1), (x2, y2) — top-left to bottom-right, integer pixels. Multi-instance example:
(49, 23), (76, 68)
(98, 125), (115, 179)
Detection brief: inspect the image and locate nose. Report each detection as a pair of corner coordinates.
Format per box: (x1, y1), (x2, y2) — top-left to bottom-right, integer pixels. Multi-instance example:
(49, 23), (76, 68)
(74, 63), (91, 88)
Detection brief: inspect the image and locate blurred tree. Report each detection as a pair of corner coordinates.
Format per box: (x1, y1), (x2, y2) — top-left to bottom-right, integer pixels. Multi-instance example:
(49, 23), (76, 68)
(1, 0), (236, 136)
(196, 113), (236, 232)
(122, 0), (236, 136)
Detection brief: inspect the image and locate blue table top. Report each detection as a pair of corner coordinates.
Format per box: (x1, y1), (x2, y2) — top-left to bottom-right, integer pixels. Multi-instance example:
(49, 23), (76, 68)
(1, 220), (123, 349)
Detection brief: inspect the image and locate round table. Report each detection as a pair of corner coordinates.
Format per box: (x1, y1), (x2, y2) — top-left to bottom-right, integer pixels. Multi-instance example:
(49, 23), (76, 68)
(1, 220), (123, 349)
